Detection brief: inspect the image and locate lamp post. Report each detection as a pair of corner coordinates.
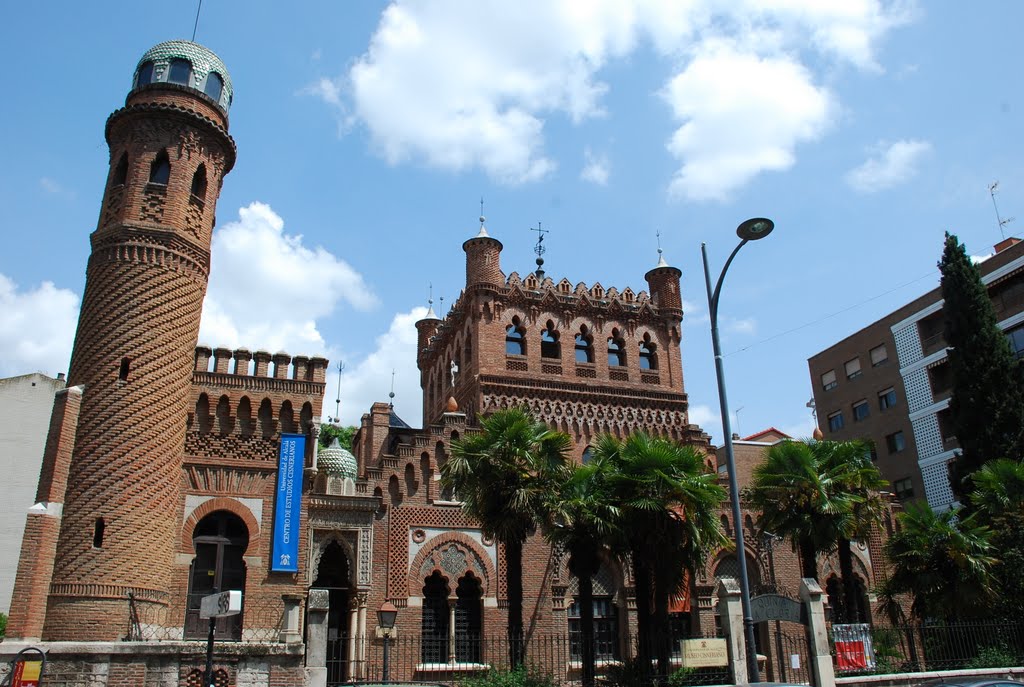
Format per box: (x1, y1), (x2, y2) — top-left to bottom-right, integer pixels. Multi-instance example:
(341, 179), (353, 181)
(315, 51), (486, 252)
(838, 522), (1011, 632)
(701, 217), (775, 683)
(378, 601), (398, 683)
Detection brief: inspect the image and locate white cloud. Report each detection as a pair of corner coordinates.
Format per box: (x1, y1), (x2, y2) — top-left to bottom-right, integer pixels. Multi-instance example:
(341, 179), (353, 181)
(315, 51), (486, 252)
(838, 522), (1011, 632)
(314, 1), (907, 193)
(0, 274), (78, 377)
(663, 41), (834, 201)
(199, 202), (378, 354)
(688, 404), (719, 435)
(39, 177), (75, 199)
(580, 147), (610, 185)
(726, 317), (757, 335)
(845, 139), (932, 193)
(331, 307), (427, 428)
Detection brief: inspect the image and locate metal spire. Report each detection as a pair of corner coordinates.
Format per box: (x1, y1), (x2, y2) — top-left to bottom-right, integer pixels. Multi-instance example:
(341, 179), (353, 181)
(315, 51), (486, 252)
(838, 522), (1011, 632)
(656, 229), (668, 267)
(531, 221), (548, 280)
(389, 369), (396, 408)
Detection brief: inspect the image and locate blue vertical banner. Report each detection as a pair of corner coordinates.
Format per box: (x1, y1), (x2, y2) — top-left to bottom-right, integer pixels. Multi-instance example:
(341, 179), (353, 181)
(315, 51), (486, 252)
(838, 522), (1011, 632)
(271, 433), (305, 572)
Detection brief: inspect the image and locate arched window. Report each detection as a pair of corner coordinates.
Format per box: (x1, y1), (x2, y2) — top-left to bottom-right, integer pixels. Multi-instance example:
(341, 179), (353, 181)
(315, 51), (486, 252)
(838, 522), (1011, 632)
(505, 316), (525, 356)
(421, 571), (450, 663)
(455, 573), (483, 662)
(569, 561), (620, 661)
(136, 61), (155, 88)
(191, 164), (207, 200)
(112, 153), (128, 186)
(464, 334), (472, 364)
(204, 72), (224, 102)
(607, 328), (625, 367)
(639, 333), (657, 370)
(185, 511), (248, 640)
(149, 150), (170, 185)
(168, 58), (192, 86)
(575, 326), (593, 363)
(581, 447), (592, 465)
(540, 320), (560, 359)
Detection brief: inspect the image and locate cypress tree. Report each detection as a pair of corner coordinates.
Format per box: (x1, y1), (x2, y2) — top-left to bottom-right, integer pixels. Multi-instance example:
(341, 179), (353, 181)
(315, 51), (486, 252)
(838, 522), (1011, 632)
(939, 232), (1024, 492)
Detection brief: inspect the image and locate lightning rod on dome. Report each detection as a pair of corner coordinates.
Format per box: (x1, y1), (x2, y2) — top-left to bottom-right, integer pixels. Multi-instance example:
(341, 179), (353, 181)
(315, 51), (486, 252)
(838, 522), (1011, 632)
(531, 221), (548, 281)
(476, 197), (489, 238)
(656, 229), (668, 267)
(191, 0), (203, 42)
(331, 360), (345, 424)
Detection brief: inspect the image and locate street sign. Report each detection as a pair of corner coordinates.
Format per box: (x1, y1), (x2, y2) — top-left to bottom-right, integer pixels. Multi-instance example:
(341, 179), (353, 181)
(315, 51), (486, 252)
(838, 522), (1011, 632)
(10, 647), (46, 687)
(199, 590), (242, 619)
(680, 638), (729, 668)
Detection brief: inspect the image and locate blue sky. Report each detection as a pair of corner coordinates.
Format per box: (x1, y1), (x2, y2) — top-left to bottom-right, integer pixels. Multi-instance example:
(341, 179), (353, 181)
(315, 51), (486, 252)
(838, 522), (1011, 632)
(2, 1), (1023, 445)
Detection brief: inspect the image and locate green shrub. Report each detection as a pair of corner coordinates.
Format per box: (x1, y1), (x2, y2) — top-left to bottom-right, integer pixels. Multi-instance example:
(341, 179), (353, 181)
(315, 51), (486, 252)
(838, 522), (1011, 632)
(966, 644), (1019, 669)
(459, 667), (557, 687)
(0, 613), (6, 638)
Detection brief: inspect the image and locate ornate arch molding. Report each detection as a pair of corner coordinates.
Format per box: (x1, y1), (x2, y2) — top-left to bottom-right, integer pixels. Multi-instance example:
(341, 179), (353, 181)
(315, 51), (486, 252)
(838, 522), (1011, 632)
(309, 530), (358, 587)
(408, 531), (496, 599)
(180, 496), (261, 555)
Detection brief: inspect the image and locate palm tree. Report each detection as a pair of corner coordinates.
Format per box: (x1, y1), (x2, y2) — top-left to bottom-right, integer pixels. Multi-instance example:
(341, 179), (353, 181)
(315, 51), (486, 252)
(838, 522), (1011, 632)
(968, 459), (1024, 618)
(544, 452), (621, 687)
(442, 408), (571, 668)
(747, 439), (871, 588)
(596, 432), (727, 682)
(882, 500), (995, 621)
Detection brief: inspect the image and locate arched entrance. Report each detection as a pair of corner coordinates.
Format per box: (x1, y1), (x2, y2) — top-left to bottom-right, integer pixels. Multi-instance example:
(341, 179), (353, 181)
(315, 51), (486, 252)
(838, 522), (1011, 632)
(185, 511), (248, 640)
(312, 540), (351, 685)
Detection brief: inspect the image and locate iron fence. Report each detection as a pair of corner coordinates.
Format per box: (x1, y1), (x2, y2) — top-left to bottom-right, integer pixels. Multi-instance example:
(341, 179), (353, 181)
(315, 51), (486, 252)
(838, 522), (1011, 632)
(124, 593), (287, 643)
(831, 619), (1024, 675)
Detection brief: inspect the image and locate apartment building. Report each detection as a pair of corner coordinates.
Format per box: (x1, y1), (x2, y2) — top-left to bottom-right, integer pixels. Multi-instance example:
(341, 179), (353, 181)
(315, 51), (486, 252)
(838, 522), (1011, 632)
(808, 236), (1024, 511)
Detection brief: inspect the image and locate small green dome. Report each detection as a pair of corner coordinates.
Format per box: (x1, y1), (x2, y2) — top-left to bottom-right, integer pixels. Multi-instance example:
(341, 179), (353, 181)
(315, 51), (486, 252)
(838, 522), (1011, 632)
(319, 438), (357, 479)
(132, 40), (233, 112)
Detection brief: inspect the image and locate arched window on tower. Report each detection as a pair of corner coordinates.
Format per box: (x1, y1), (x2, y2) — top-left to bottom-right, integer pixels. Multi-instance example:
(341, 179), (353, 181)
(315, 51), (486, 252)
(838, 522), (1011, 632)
(639, 333), (658, 370)
(607, 328), (626, 367)
(184, 510), (248, 640)
(540, 320), (560, 359)
(204, 72), (224, 102)
(168, 58), (192, 86)
(575, 326), (594, 363)
(112, 153), (128, 186)
(149, 150), (170, 185)
(191, 164), (207, 201)
(136, 61), (155, 88)
(505, 316), (525, 356)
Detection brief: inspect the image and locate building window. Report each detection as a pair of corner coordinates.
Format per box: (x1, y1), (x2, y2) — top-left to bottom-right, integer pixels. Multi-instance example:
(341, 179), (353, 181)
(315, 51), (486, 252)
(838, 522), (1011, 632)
(112, 153), (129, 186)
(827, 411), (844, 432)
(505, 317), (525, 355)
(1007, 325), (1024, 359)
(638, 334), (657, 370)
(893, 477), (914, 500)
(93, 518), (105, 548)
(928, 363), (952, 397)
(878, 387), (897, 410)
(149, 150), (170, 185)
(885, 430), (905, 454)
(185, 511), (248, 641)
(852, 400), (869, 422)
(118, 357), (130, 381)
(168, 58), (192, 86)
(421, 571), (449, 663)
(607, 328), (625, 367)
(454, 574), (483, 663)
(918, 312), (946, 356)
(937, 408), (957, 449)
(191, 164), (208, 200)
(136, 61), (155, 88)
(205, 72), (224, 102)
(821, 369), (837, 391)
(540, 320), (560, 359)
(844, 357), (862, 379)
(569, 597), (620, 661)
(870, 344), (889, 366)
(575, 326), (593, 363)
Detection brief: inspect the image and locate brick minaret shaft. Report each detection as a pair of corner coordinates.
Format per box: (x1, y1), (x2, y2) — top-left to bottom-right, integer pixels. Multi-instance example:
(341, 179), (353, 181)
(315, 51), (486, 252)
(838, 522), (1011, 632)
(43, 75), (236, 639)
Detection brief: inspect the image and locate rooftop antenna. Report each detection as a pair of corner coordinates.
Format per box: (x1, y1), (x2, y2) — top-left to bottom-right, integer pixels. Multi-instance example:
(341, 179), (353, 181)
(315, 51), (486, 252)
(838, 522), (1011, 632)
(331, 360), (345, 424)
(734, 405), (744, 438)
(531, 221), (548, 280)
(388, 369), (396, 408)
(989, 181), (1015, 240)
(191, 0), (203, 42)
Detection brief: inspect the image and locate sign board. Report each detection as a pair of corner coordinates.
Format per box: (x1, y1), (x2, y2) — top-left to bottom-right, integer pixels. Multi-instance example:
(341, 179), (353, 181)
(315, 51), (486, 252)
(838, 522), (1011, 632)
(833, 623), (875, 672)
(679, 638), (729, 668)
(10, 647), (46, 687)
(750, 594), (806, 625)
(272, 433), (305, 572)
(200, 590), (242, 619)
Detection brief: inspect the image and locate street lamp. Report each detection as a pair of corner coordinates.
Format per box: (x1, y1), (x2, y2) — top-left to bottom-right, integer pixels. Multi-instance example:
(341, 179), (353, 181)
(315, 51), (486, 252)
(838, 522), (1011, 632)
(378, 601), (398, 683)
(701, 217), (775, 683)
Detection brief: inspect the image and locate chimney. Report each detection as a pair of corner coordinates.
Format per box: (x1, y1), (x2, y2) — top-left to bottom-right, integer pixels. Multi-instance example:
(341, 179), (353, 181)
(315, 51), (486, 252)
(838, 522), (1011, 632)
(994, 237), (1021, 254)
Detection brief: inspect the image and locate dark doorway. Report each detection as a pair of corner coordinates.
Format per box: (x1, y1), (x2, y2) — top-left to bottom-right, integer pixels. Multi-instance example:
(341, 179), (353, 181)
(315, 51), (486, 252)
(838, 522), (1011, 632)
(184, 511), (248, 640)
(313, 540), (352, 686)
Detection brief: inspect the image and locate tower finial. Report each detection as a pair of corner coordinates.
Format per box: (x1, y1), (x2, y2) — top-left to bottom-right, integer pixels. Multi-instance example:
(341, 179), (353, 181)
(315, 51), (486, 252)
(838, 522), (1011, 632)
(476, 199), (490, 238)
(389, 369), (396, 408)
(531, 221), (548, 280)
(426, 282), (436, 318)
(655, 229), (668, 267)
(439, 295), (444, 317)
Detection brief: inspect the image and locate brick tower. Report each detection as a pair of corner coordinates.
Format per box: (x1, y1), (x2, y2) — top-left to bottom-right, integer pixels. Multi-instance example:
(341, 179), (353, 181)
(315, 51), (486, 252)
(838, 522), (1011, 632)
(42, 41), (236, 640)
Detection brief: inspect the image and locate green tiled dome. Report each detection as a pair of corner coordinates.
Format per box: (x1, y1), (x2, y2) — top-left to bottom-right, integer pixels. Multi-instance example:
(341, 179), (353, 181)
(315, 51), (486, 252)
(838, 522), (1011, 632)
(133, 40), (233, 111)
(319, 438), (357, 479)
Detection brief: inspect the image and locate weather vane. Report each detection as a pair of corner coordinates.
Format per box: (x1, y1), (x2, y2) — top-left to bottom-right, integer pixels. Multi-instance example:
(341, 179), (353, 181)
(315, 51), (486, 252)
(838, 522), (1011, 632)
(531, 221), (548, 279)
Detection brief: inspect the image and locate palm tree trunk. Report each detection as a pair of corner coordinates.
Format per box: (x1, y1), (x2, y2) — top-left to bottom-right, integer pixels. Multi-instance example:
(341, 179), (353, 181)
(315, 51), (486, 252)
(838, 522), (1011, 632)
(798, 537), (818, 581)
(576, 566), (597, 687)
(837, 537), (859, 622)
(506, 539), (525, 668)
(653, 580), (672, 684)
(632, 547), (653, 682)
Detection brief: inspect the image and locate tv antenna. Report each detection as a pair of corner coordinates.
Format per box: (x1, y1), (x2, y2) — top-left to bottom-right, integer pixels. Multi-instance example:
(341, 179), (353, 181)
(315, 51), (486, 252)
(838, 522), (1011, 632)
(989, 181), (1015, 240)
(531, 221), (548, 280)
(191, 0), (203, 42)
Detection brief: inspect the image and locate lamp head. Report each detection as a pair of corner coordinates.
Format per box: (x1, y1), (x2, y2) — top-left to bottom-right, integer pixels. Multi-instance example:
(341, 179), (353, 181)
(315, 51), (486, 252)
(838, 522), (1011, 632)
(736, 217), (774, 241)
(378, 601), (398, 629)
